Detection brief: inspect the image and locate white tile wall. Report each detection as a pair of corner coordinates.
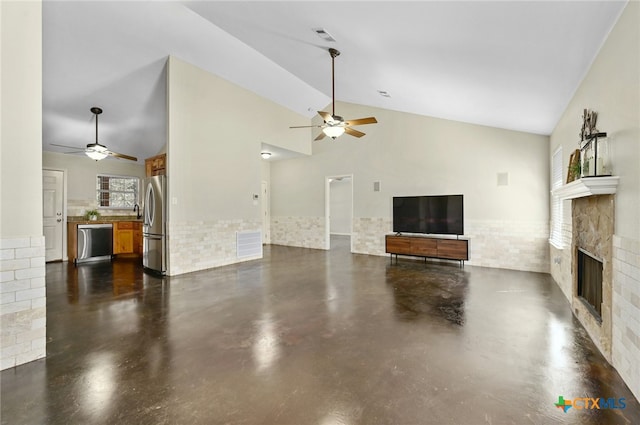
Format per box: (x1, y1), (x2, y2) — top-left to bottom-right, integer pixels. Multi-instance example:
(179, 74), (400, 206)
(67, 199), (137, 217)
(465, 220), (550, 273)
(612, 235), (640, 401)
(351, 217), (549, 273)
(270, 216), (325, 250)
(549, 220), (574, 299)
(168, 220), (262, 276)
(0, 236), (46, 370)
(352, 218), (391, 256)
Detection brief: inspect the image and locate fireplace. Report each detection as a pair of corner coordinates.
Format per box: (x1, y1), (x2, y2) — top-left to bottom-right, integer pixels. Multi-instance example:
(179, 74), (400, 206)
(553, 176), (619, 362)
(577, 248), (603, 319)
(571, 194), (614, 361)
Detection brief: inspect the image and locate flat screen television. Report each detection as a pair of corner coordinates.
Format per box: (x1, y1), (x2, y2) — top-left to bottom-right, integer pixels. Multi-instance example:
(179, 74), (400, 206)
(393, 195), (464, 235)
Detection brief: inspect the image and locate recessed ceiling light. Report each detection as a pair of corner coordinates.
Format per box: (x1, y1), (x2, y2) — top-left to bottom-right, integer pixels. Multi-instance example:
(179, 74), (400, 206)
(378, 90), (391, 98)
(312, 28), (336, 43)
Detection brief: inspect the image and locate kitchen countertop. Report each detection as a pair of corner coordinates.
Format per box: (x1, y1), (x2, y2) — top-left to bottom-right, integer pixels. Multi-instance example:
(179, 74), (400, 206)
(67, 216), (143, 223)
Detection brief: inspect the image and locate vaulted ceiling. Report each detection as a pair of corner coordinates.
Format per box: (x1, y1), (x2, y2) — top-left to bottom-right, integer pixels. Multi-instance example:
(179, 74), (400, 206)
(42, 1), (627, 163)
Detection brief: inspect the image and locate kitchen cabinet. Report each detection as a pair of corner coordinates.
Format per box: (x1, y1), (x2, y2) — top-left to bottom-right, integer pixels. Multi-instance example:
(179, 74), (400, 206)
(67, 222), (79, 263)
(145, 153), (166, 177)
(67, 219), (142, 262)
(134, 222), (143, 255)
(113, 221), (142, 256)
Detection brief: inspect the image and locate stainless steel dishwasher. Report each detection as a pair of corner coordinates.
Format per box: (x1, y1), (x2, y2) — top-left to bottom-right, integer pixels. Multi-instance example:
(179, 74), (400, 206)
(76, 223), (113, 264)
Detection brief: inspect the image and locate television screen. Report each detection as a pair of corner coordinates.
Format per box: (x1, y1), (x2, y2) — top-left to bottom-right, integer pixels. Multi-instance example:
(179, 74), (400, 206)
(393, 195), (464, 235)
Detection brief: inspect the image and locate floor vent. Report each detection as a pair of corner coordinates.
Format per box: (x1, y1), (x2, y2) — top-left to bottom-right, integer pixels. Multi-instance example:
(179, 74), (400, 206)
(237, 230), (262, 259)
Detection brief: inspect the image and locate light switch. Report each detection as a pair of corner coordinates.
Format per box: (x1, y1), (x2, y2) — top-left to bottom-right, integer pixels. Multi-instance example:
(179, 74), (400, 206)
(172, 197), (178, 205)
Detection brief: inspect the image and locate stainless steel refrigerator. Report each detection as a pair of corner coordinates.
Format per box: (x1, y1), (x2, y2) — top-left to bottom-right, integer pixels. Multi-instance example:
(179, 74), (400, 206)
(143, 175), (167, 274)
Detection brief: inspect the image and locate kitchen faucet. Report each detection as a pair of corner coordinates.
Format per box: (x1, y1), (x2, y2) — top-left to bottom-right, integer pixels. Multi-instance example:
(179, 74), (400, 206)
(133, 204), (142, 219)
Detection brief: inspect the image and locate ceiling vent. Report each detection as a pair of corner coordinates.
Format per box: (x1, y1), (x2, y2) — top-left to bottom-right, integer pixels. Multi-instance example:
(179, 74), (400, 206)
(312, 28), (336, 42)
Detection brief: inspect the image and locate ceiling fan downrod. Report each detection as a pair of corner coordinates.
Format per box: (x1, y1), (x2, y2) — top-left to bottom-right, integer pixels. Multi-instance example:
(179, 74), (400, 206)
(329, 48), (340, 118)
(90, 107), (103, 145)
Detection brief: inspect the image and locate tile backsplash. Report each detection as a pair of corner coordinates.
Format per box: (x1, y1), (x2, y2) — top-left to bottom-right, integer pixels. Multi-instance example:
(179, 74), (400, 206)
(67, 199), (139, 218)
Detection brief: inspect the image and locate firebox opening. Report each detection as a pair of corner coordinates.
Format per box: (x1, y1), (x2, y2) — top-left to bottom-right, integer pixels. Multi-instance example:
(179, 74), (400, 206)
(577, 248), (603, 322)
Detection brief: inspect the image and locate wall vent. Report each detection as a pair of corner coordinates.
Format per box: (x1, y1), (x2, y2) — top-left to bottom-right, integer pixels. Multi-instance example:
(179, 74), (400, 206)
(237, 230), (262, 259)
(312, 28), (336, 42)
(497, 172), (509, 186)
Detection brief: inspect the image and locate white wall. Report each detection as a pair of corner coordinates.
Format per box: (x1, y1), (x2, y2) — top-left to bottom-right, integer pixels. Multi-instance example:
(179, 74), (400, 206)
(166, 56), (309, 275)
(43, 151), (145, 216)
(1, 1), (43, 237)
(273, 103), (549, 220)
(549, 1), (640, 401)
(0, 0), (47, 370)
(271, 101), (550, 272)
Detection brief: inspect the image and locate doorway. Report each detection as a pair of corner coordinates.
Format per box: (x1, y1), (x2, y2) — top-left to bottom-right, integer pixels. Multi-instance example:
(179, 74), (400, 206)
(325, 175), (353, 251)
(43, 169), (66, 262)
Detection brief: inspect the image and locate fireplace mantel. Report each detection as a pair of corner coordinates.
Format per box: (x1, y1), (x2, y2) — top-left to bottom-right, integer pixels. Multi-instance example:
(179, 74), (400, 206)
(553, 176), (619, 200)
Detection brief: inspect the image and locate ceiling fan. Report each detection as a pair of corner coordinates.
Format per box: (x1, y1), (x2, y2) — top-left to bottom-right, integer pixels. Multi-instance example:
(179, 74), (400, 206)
(51, 107), (137, 161)
(290, 48), (378, 140)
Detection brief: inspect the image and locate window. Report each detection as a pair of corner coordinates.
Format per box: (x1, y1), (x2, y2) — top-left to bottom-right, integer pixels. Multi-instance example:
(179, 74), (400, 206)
(549, 147), (564, 248)
(97, 174), (139, 209)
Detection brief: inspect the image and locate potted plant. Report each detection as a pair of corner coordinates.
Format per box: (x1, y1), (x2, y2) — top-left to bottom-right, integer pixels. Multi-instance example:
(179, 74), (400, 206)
(85, 209), (100, 221)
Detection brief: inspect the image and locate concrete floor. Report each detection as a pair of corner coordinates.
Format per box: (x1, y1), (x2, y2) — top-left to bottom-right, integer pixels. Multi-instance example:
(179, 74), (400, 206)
(2, 236), (639, 424)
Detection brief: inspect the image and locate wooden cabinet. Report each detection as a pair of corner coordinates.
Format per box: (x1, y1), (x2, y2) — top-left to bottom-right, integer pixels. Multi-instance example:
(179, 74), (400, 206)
(145, 153), (166, 177)
(114, 222), (134, 254)
(385, 234), (468, 264)
(113, 221), (142, 256)
(67, 222), (78, 263)
(436, 239), (468, 260)
(134, 222), (143, 254)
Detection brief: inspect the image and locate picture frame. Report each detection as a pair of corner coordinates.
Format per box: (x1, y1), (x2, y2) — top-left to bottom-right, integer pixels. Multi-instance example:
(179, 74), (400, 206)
(566, 149), (581, 183)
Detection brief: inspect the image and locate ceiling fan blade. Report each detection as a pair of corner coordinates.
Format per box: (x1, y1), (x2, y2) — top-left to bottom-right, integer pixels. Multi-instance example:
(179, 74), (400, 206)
(317, 111), (333, 122)
(107, 151), (138, 162)
(314, 132), (326, 141)
(344, 127), (365, 138)
(51, 143), (84, 150)
(289, 125), (322, 129)
(345, 117), (378, 126)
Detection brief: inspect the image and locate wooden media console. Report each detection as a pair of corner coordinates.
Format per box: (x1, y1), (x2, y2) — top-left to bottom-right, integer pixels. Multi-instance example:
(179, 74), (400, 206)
(385, 234), (469, 266)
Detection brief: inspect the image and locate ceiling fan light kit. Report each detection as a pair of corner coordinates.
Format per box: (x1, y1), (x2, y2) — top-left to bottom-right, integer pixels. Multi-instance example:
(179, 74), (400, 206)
(86, 144), (109, 161)
(289, 48), (377, 141)
(323, 126), (345, 139)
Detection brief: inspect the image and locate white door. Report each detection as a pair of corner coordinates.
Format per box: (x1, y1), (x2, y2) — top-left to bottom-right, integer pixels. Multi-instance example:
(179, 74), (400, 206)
(43, 170), (64, 262)
(261, 181), (270, 244)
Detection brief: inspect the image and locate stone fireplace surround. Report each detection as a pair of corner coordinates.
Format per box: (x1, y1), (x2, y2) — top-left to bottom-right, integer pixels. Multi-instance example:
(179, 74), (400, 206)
(554, 176), (619, 362)
(572, 194), (614, 360)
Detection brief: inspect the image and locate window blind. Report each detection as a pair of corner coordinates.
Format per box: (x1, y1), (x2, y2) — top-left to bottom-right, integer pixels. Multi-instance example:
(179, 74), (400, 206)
(550, 147), (564, 248)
